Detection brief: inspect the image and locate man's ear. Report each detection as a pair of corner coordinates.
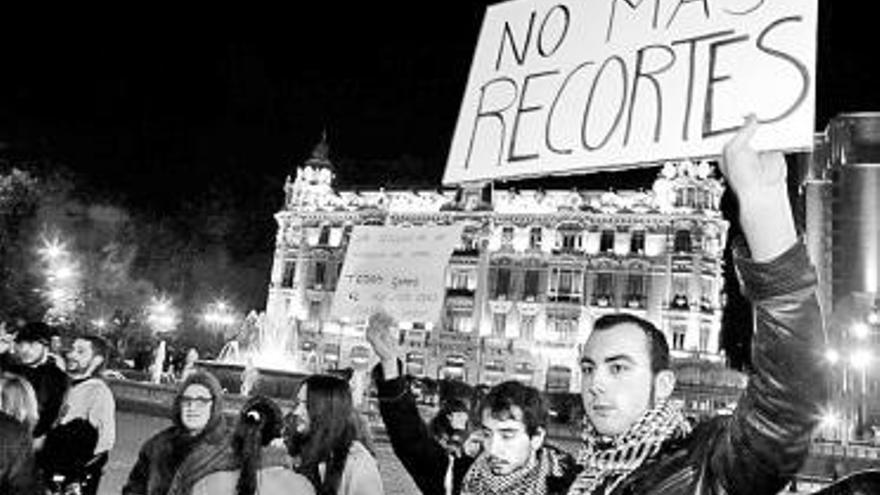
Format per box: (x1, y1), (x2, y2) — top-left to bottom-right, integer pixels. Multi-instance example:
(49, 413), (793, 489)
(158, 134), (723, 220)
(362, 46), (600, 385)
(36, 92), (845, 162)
(654, 370), (675, 401)
(530, 426), (546, 451)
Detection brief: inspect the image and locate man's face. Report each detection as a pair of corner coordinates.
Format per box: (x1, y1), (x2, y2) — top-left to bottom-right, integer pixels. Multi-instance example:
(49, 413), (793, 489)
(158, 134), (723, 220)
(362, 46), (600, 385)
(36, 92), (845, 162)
(480, 406), (543, 475)
(580, 323), (670, 436)
(180, 383), (213, 434)
(15, 340), (46, 366)
(66, 339), (100, 376)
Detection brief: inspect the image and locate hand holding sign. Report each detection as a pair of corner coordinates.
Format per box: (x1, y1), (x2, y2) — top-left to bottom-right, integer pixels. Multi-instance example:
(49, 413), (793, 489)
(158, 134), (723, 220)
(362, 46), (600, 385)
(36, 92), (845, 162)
(720, 114), (796, 263)
(366, 310), (402, 380)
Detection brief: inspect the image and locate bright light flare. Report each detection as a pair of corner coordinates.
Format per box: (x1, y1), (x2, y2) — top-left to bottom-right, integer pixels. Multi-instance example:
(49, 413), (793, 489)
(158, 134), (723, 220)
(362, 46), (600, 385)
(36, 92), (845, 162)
(852, 322), (871, 340)
(819, 410), (840, 429)
(825, 348), (840, 365)
(39, 237), (67, 260)
(147, 295), (179, 333)
(851, 349), (873, 369)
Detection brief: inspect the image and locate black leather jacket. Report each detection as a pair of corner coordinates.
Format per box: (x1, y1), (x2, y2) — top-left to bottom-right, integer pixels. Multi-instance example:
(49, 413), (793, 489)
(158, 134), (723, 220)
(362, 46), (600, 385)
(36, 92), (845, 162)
(598, 241), (827, 495)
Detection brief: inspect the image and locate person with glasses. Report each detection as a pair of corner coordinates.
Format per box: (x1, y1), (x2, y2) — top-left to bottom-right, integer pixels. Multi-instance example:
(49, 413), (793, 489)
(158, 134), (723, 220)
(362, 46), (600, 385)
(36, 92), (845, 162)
(124, 370), (228, 495)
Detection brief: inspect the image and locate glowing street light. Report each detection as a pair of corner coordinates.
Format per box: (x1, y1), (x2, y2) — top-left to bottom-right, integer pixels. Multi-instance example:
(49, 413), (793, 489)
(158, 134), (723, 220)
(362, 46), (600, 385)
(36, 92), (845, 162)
(825, 348), (841, 365)
(37, 234), (81, 325)
(852, 322), (871, 340)
(202, 299), (237, 328)
(851, 349), (873, 370)
(147, 295), (179, 333)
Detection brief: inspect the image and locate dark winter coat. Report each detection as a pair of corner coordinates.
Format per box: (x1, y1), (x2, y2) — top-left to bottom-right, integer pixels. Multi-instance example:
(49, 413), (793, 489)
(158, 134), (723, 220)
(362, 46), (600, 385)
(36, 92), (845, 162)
(7, 358), (69, 438)
(122, 371), (227, 495)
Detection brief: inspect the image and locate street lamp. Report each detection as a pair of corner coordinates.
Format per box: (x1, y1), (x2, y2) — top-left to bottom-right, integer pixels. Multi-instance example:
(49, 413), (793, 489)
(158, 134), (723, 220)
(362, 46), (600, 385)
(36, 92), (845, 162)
(147, 295), (179, 333)
(825, 348), (841, 365)
(202, 299), (236, 326)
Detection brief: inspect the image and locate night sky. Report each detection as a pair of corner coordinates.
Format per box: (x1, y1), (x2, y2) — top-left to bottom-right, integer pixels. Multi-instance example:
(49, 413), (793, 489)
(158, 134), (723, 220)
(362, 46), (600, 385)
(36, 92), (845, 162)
(0, 3), (873, 362)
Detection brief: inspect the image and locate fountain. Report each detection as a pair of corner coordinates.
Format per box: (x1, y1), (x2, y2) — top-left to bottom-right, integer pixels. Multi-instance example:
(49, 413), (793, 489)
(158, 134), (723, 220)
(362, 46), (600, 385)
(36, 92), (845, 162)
(199, 310), (309, 399)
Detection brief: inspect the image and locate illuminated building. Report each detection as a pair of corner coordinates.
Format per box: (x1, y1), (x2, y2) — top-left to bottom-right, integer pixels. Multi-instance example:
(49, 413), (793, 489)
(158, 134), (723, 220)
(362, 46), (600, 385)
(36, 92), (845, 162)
(805, 113), (880, 441)
(265, 137), (745, 418)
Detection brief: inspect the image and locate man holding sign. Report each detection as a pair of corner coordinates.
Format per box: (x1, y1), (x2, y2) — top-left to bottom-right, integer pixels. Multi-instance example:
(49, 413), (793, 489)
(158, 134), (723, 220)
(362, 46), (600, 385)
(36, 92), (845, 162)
(567, 116), (825, 494)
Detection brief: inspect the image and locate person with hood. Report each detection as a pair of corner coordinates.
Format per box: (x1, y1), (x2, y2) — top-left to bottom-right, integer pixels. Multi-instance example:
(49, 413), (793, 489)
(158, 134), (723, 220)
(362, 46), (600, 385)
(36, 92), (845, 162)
(169, 395), (315, 495)
(123, 370), (228, 495)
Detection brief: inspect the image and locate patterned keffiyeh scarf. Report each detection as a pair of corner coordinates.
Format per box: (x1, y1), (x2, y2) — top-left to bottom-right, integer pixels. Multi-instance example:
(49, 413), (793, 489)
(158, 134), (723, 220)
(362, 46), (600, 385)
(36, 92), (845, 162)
(567, 400), (692, 495)
(461, 446), (568, 495)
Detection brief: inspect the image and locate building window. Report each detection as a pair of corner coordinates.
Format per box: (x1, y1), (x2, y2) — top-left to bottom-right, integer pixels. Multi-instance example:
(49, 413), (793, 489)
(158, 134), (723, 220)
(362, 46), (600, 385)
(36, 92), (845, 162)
(318, 225), (331, 246)
(484, 360), (506, 385)
(523, 270), (541, 300)
(405, 352), (425, 376)
(441, 355), (467, 381)
(313, 261), (327, 287)
(281, 261), (296, 288)
(600, 229), (615, 253)
(341, 225), (353, 245)
(548, 316), (577, 341)
(308, 300), (322, 322)
(550, 268), (582, 302)
(546, 365), (572, 393)
(451, 270), (470, 290)
(674, 230), (692, 253)
(625, 274), (646, 308)
(559, 230), (580, 251)
(514, 362), (534, 385)
(630, 230), (646, 254)
(529, 227), (542, 250)
(492, 313), (507, 337)
(699, 326), (711, 352)
(672, 325), (687, 350)
(449, 312), (473, 333)
(493, 268), (511, 299)
(501, 226), (514, 247)
(593, 272), (614, 306)
(520, 315), (536, 341)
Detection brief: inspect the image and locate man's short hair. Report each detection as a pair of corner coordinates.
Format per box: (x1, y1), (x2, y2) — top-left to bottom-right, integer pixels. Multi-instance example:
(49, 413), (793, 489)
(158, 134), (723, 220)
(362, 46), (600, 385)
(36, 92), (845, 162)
(75, 334), (110, 361)
(480, 381), (547, 437)
(592, 313), (670, 374)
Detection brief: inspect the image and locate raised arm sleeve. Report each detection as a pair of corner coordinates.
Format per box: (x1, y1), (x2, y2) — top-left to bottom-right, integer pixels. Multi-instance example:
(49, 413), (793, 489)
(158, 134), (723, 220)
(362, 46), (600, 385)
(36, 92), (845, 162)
(710, 239), (828, 494)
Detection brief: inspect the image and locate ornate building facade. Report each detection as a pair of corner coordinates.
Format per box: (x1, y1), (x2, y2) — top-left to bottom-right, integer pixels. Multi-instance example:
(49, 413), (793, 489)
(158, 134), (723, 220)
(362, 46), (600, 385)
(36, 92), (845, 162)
(265, 139), (746, 418)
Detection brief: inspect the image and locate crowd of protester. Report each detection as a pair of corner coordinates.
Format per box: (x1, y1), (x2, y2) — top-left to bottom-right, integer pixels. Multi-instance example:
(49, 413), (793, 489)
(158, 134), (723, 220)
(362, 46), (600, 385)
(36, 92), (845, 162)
(3, 120), (876, 494)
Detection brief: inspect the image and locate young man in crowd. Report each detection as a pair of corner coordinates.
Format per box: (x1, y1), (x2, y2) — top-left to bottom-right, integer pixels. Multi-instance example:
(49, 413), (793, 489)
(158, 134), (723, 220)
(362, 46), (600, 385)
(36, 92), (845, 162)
(367, 314), (575, 495)
(53, 334), (116, 495)
(1, 322), (69, 443)
(567, 116), (827, 494)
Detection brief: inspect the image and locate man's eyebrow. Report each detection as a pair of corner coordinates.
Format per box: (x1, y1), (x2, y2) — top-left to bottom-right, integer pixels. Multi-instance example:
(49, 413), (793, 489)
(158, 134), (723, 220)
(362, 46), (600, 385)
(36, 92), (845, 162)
(579, 356), (595, 366)
(604, 354), (637, 364)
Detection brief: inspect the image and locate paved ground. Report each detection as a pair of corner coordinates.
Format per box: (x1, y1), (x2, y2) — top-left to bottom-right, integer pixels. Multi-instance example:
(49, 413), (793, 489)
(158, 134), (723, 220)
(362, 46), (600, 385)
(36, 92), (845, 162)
(100, 411), (420, 495)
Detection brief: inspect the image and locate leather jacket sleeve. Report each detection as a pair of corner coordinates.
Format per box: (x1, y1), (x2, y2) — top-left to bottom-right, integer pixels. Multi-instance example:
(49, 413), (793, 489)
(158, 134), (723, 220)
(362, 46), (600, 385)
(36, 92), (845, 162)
(371, 362), (450, 495)
(709, 240), (828, 494)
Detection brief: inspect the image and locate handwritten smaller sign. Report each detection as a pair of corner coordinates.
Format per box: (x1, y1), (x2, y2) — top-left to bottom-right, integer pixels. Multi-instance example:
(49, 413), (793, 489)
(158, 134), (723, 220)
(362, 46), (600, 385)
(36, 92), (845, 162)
(331, 225), (464, 324)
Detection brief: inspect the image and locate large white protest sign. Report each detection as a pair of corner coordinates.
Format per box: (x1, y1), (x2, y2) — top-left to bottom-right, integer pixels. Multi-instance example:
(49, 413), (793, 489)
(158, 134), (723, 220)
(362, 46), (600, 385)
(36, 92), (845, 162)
(331, 225), (464, 324)
(444, 0), (818, 184)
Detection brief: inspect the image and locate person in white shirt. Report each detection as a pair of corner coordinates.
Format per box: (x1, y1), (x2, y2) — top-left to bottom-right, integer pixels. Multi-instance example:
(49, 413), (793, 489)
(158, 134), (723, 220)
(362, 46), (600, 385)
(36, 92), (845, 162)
(56, 334), (116, 495)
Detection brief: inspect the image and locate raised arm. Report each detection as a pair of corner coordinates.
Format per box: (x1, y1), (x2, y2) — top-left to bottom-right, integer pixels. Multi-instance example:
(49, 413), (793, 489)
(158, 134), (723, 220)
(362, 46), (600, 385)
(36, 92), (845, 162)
(366, 312), (451, 495)
(710, 116), (827, 494)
